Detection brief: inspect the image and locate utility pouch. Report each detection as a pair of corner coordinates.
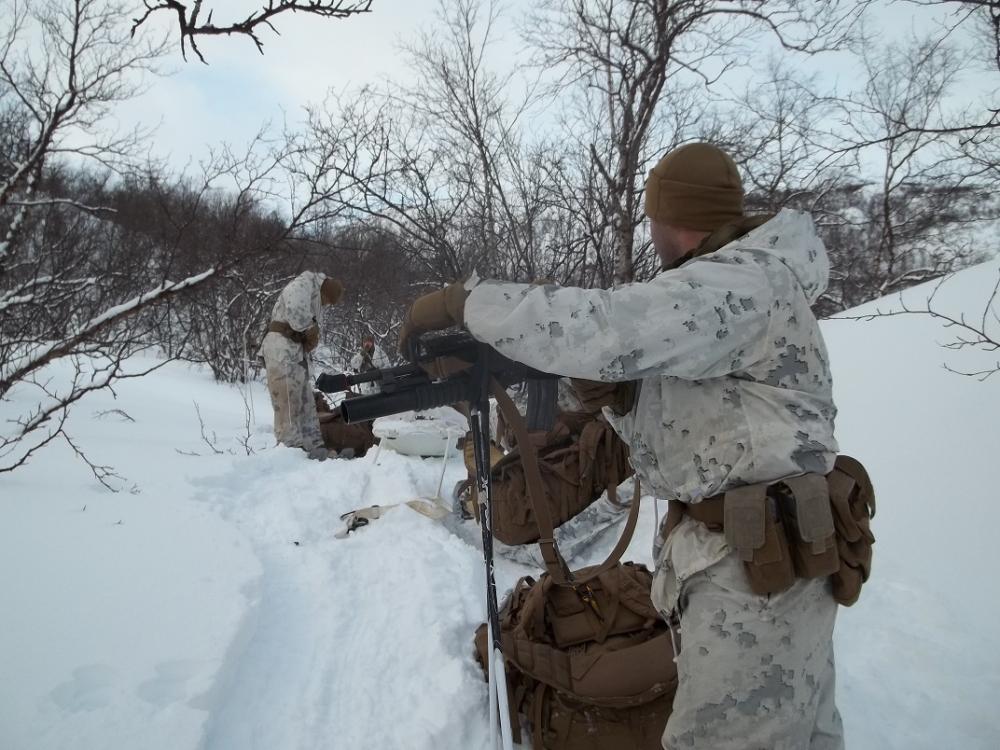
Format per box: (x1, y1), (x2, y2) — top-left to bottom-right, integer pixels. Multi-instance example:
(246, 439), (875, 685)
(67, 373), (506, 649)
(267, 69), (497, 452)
(723, 484), (767, 562)
(826, 456), (876, 606)
(773, 475), (840, 580)
(665, 456), (875, 604)
(721, 484), (796, 595)
(742, 496), (797, 595)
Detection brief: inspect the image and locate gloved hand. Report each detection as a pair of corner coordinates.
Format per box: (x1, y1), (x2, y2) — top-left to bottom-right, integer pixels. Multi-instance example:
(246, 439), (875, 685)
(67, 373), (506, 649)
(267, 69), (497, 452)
(398, 281), (470, 360)
(320, 278), (344, 306)
(304, 323), (321, 352)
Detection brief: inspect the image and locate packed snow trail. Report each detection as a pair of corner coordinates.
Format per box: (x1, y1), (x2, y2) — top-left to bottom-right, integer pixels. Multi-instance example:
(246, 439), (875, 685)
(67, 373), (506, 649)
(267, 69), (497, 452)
(191, 447), (509, 750)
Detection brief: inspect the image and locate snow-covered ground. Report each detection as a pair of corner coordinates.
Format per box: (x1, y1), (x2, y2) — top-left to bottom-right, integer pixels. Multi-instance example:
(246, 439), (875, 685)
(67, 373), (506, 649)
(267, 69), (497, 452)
(2, 260), (999, 750)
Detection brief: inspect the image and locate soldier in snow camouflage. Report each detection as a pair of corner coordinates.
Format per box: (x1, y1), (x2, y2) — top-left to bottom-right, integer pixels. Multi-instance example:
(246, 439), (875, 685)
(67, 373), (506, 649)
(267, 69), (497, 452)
(349, 335), (392, 395)
(400, 142), (845, 748)
(259, 272), (343, 460)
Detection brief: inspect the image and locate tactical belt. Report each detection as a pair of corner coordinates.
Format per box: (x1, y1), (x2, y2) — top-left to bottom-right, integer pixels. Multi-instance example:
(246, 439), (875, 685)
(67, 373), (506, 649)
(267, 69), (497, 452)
(662, 458), (875, 606)
(267, 320), (308, 345)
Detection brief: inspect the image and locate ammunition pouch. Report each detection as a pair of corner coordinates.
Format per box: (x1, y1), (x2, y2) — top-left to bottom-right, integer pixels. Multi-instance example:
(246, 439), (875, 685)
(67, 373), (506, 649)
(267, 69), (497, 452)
(665, 456), (875, 606)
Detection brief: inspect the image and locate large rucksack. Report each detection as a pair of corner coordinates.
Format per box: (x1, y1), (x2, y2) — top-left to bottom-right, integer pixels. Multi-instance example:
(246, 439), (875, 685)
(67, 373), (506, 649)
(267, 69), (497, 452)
(456, 407), (634, 545)
(472, 386), (676, 749)
(489, 411), (633, 546)
(314, 392), (376, 457)
(474, 561), (677, 749)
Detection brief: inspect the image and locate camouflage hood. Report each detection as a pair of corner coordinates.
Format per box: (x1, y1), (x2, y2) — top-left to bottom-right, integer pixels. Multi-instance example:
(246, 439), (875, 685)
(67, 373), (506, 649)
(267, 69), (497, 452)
(715, 209), (830, 305)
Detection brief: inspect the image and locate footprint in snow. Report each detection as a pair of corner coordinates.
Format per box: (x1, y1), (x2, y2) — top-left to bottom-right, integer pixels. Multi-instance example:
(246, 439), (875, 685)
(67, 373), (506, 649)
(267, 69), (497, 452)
(49, 664), (118, 712)
(135, 659), (203, 707)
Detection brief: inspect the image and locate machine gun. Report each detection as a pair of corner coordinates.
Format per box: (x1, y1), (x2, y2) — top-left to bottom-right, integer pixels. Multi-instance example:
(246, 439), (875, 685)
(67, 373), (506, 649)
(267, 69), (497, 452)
(315, 330), (558, 425)
(315, 329), (558, 750)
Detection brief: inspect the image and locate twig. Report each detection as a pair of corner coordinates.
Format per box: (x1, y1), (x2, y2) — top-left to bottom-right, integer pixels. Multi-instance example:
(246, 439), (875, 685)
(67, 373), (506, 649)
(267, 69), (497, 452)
(132, 0), (373, 63)
(834, 268), (1000, 380)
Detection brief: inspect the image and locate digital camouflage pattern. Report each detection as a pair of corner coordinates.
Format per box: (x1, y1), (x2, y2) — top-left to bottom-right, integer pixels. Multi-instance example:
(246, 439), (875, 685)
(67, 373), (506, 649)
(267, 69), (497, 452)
(465, 209), (837, 502)
(260, 272), (327, 455)
(463, 209), (843, 748)
(269, 271), (326, 333)
(660, 549), (842, 749)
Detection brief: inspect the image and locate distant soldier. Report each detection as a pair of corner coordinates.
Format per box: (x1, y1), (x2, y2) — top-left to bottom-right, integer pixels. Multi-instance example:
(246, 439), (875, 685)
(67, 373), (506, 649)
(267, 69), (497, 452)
(349, 335), (391, 395)
(260, 272), (343, 459)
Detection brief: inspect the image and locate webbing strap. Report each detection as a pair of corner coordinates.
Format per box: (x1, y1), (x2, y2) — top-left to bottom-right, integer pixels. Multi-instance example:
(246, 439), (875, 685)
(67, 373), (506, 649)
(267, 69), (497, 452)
(491, 381), (641, 587)
(267, 320), (307, 345)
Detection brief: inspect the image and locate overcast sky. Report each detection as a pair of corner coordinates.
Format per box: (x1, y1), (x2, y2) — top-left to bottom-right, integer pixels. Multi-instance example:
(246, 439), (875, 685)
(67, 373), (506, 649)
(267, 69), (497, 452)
(114, 0), (991, 172)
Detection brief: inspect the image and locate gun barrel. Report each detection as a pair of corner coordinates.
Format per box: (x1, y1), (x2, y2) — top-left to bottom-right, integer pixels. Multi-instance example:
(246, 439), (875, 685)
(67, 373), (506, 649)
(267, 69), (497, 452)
(340, 376), (473, 423)
(317, 363), (424, 394)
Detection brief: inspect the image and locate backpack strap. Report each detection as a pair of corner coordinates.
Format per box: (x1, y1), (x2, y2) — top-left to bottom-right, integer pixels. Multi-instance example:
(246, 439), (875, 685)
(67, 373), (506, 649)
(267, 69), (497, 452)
(491, 381), (641, 587)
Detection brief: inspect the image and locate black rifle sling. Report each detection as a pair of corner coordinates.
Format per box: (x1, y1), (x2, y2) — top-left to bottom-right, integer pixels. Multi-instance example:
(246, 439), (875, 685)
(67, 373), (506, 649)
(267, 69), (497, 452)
(490, 382), (641, 587)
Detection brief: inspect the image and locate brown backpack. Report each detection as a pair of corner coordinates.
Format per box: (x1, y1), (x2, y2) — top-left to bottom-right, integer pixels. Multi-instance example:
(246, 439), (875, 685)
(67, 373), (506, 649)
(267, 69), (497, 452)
(315, 392), (376, 457)
(466, 409), (633, 546)
(472, 386), (676, 749)
(474, 561), (677, 749)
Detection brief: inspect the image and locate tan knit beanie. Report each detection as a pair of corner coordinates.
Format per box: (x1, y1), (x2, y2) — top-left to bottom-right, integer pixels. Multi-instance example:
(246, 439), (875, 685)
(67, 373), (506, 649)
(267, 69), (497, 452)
(643, 142), (744, 231)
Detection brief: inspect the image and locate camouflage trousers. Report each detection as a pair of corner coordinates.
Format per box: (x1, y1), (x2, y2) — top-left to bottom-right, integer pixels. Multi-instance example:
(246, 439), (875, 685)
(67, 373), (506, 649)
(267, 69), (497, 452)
(261, 333), (324, 453)
(653, 545), (843, 750)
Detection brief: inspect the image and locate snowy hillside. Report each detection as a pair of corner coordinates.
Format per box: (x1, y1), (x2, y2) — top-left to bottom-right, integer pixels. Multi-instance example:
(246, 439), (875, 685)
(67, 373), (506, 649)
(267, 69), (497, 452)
(1, 260), (999, 750)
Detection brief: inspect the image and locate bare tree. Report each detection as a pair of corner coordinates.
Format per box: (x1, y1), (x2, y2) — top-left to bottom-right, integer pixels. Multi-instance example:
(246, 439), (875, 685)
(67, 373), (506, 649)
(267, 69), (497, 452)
(723, 58), (847, 215)
(0, 0), (295, 479)
(525, 0), (861, 284)
(812, 31), (997, 315)
(131, 0), (372, 62)
(307, 0), (585, 295)
(0, 0), (166, 247)
(902, 0), (1000, 72)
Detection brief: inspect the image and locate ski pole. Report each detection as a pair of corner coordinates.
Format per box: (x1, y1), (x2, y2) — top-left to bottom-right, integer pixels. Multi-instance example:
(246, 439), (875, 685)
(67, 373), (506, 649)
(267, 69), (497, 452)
(433, 428), (454, 500)
(470, 353), (514, 750)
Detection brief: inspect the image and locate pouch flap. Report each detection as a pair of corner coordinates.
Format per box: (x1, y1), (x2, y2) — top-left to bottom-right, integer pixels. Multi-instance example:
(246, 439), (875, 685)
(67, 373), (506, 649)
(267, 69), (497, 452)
(782, 473), (835, 553)
(723, 484), (767, 561)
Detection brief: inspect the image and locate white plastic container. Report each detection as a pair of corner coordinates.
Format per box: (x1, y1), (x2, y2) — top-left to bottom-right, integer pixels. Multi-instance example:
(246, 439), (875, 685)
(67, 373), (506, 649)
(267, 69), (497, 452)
(372, 407), (466, 457)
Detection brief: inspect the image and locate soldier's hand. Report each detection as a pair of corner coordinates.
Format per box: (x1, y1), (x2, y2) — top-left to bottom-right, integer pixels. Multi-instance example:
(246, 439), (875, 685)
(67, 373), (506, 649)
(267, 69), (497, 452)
(398, 281), (470, 360)
(303, 323), (321, 352)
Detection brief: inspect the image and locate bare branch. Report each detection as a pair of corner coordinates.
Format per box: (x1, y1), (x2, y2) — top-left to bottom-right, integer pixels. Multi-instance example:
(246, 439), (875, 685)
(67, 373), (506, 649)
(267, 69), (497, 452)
(833, 268), (1000, 380)
(131, 0), (373, 62)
